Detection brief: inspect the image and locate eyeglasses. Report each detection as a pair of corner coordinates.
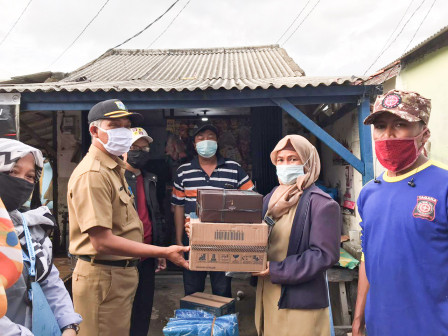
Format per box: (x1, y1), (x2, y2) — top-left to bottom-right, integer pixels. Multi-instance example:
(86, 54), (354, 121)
(130, 145), (150, 152)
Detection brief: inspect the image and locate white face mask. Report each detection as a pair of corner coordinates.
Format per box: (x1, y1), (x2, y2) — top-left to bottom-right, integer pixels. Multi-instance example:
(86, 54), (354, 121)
(276, 164), (305, 185)
(97, 127), (133, 156)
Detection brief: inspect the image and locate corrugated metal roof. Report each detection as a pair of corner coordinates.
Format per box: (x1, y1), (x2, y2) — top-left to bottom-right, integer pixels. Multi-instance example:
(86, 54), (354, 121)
(0, 76), (365, 93)
(365, 62), (400, 85)
(62, 45), (305, 82)
(0, 72), (65, 84)
(0, 45), (365, 93)
(397, 24), (448, 62)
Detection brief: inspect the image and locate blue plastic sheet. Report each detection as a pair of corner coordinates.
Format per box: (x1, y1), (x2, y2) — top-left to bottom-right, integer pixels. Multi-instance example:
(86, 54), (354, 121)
(315, 182), (338, 201)
(174, 309), (214, 319)
(163, 309), (239, 336)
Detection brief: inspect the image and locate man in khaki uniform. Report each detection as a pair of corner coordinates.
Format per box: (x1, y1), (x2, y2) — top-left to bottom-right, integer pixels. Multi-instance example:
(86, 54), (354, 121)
(68, 99), (189, 336)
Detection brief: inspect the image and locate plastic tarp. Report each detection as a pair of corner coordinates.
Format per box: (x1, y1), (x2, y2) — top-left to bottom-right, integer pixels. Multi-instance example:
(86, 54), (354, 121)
(338, 248), (360, 269)
(163, 309), (239, 336)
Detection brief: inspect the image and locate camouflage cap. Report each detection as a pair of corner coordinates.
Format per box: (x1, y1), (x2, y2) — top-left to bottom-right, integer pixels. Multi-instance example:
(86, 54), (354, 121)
(364, 89), (431, 125)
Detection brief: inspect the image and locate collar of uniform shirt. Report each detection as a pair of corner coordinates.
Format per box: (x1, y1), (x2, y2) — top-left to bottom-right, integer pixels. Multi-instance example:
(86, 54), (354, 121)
(89, 145), (122, 169)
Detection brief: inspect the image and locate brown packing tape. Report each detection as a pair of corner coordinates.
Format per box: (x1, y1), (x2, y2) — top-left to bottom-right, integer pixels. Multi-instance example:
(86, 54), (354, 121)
(189, 292), (234, 304)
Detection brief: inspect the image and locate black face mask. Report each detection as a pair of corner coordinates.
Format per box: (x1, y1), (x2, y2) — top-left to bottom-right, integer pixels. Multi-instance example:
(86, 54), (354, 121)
(0, 173), (35, 212)
(127, 150), (151, 169)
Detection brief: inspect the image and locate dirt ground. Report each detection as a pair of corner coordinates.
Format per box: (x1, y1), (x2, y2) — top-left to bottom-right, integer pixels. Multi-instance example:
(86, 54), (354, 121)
(149, 272), (258, 336)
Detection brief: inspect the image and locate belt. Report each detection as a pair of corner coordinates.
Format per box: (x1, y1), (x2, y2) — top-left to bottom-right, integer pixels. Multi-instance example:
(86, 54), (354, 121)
(78, 255), (139, 267)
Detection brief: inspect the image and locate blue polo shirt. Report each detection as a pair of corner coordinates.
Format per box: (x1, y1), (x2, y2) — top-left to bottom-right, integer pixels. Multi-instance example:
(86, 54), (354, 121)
(171, 155), (254, 216)
(358, 160), (448, 336)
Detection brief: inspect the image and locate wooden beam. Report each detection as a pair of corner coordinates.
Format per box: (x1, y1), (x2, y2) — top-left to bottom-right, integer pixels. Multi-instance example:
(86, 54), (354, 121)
(272, 98), (365, 175)
(320, 103), (357, 128)
(357, 98), (374, 184)
(20, 85), (377, 103)
(21, 96), (359, 111)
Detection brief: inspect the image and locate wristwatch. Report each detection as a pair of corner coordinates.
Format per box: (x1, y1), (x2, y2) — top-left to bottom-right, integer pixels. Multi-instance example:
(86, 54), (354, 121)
(61, 324), (80, 334)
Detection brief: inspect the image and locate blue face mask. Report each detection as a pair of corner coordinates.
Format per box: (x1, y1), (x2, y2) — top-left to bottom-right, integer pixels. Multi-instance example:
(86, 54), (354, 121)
(276, 164), (305, 185)
(196, 140), (218, 158)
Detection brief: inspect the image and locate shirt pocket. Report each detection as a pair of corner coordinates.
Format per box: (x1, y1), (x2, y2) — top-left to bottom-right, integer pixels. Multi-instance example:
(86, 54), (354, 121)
(118, 189), (139, 227)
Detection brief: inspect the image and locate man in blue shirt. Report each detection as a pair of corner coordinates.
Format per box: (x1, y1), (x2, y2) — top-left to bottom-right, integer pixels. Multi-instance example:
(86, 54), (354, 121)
(172, 124), (254, 297)
(352, 90), (448, 336)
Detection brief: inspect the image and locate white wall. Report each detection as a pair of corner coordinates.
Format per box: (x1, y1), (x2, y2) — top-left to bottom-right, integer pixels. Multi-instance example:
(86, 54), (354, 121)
(397, 46), (448, 164)
(321, 109), (366, 234)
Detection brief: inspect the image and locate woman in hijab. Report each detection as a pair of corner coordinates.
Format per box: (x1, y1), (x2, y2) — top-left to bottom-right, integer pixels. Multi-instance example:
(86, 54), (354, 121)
(253, 135), (341, 336)
(0, 139), (82, 336)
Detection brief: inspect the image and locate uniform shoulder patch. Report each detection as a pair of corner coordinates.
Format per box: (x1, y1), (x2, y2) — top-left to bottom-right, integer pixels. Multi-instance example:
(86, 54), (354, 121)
(89, 158), (101, 172)
(413, 195), (437, 221)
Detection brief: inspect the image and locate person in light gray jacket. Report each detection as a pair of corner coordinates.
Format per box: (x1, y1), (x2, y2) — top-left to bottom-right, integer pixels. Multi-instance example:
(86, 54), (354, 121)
(0, 139), (82, 336)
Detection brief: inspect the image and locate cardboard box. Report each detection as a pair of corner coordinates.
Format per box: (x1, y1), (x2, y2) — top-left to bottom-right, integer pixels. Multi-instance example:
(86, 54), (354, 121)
(189, 218), (268, 272)
(180, 292), (236, 316)
(197, 189), (263, 223)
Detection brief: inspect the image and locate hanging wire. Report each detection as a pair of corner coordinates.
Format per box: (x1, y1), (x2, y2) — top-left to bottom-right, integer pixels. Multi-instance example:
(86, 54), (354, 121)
(281, 0), (321, 46)
(363, 0), (416, 76)
(362, 0), (427, 75)
(49, 0), (110, 67)
(0, 0), (33, 48)
(147, 0), (192, 49)
(276, 0), (312, 44)
(364, 0), (437, 86)
(402, 0), (438, 54)
(112, 0), (181, 49)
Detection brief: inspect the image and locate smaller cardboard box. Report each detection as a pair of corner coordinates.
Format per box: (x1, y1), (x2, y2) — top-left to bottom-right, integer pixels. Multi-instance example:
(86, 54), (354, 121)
(180, 292), (236, 316)
(197, 189), (263, 223)
(189, 218), (268, 272)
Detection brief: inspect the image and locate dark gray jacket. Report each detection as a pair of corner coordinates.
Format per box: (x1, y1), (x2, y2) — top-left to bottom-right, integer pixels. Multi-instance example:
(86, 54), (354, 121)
(265, 184), (341, 309)
(125, 170), (168, 247)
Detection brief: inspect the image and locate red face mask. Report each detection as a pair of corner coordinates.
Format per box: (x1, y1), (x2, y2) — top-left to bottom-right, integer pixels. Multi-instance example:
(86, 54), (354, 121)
(375, 128), (427, 172)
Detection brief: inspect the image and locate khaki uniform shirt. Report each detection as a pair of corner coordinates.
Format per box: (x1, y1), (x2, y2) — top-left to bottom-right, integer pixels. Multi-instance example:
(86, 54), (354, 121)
(68, 145), (143, 260)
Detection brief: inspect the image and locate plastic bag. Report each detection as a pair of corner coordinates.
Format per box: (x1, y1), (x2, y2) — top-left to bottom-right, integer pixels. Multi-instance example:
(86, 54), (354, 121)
(338, 248), (360, 269)
(225, 272), (252, 279)
(163, 309), (239, 336)
(174, 309), (214, 319)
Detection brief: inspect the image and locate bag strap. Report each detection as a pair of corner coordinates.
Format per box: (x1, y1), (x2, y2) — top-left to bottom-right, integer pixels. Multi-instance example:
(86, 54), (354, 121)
(286, 185), (314, 256)
(210, 316), (217, 336)
(20, 213), (36, 279)
(326, 272), (335, 336)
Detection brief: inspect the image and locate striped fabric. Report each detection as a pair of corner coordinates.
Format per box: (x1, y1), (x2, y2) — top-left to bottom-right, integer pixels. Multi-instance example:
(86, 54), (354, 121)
(171, 156), (254, 216)
(0, 138), (44, 183)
